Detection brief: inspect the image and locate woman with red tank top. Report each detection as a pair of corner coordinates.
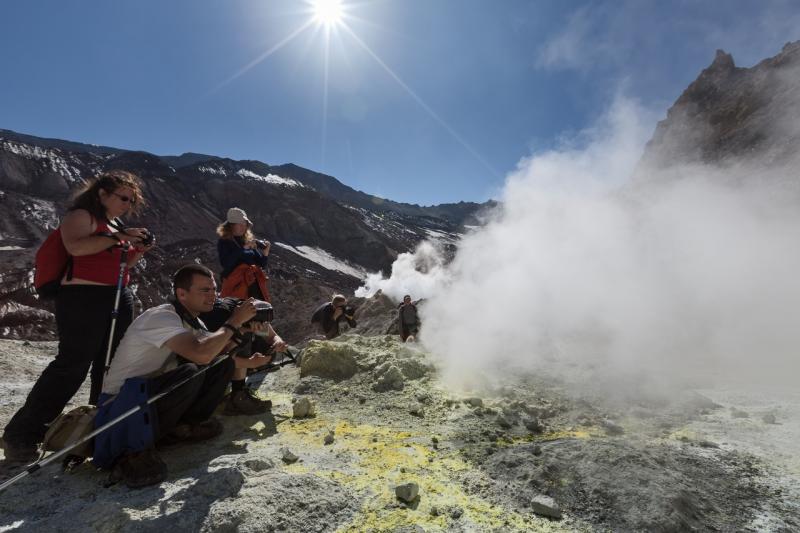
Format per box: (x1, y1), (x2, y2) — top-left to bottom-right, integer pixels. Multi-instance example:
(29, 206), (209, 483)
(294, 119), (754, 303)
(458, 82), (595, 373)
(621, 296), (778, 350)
(2, 170), (154, 463)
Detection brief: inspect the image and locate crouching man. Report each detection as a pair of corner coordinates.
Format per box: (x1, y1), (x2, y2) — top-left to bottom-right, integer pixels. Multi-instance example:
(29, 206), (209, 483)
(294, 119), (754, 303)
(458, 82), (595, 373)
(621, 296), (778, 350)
(92, 264), (270, 488)
(311, 294), (356, 340)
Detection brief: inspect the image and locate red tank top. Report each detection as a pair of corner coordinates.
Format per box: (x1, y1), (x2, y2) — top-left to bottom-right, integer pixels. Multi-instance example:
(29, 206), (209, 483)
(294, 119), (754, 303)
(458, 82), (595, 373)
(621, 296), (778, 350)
(70, 219), (136, 286)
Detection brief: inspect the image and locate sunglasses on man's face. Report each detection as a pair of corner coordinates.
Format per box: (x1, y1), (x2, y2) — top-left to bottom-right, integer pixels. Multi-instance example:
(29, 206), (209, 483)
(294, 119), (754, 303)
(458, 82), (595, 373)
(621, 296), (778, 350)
(112, 191), (135, 204)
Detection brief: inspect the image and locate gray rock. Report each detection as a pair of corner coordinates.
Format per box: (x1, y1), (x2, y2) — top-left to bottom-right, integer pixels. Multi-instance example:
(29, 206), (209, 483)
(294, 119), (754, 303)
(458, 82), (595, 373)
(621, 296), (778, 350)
(395, 482), (419, 503)
(409, 403), (425, 417)
(280, 448), (299, 464)
(300, 341), (359, 380)
(531, 495), (562, 519)
(601, 419), (625, 436)
(762, 413), (777, 424)
(324, 431), (335, 445)
(496, 415), (513, 429)
(525, 417), (544, 433)
(373, 365), (405, 392)
(731, 408), (749, 419)
(466, 397), (484, 408)
(241, 458), (274, 472)
(449, 506), (463, 519)
(293, 397), (317, 418)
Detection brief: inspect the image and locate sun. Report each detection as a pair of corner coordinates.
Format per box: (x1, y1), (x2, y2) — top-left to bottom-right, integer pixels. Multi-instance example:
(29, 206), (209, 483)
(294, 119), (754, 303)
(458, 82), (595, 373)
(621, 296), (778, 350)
(312, 0), (344, 27)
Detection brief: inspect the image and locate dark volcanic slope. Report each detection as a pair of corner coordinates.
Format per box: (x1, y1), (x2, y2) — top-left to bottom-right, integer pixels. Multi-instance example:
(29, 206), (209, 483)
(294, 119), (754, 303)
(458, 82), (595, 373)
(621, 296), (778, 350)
(640, 41), (800, 171)
(0, 133), (484, 342)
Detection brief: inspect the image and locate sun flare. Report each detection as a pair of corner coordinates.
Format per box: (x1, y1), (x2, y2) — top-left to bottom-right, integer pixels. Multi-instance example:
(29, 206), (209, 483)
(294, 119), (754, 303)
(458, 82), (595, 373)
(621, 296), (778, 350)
(312, 0), (343, 26)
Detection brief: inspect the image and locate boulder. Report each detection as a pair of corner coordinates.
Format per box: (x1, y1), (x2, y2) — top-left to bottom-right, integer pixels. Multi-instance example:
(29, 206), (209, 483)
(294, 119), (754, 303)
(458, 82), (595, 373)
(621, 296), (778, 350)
(531, 495), (562, 519)
(395, 482), (419, 503)
(300, 340), (359, 381)
(293, 398), (317, 418)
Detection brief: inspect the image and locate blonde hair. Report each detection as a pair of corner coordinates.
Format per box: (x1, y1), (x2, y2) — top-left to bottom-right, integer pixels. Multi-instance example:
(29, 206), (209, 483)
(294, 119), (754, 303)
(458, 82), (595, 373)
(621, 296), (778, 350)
(70, 170), (145, 219)
(216, 221), (254, 242)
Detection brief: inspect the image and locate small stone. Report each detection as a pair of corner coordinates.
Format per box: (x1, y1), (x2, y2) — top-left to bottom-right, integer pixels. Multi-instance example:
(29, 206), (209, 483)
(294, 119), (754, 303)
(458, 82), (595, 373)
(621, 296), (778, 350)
(601, 419), (624, 436)
(731, 408), (749, 419)
(409, 404), (425, 418)
(280, 448), (299, 464)
(449, 506), (463, 519)
(431, 436), (439, 444)
(430, 506), (440, 517)
(358, 396), (367, 404)
(696, 439), (719, 449)
(400, 467), (406, 473)
(532, 444), (542, 456)
(293, 398), (316, 418)
(324, 431), (335, 445)
(762, 413), (777, 424)
(466, 397), (483, 408)
(395, 482), (419, 503)
(22, 341), (31, 347)
(524, 417), (544, 433)
(242, 458), (274, 472)
(372, 437), (378, 442)
(496, 415), (513, 429)
(531, 495), (562, 519)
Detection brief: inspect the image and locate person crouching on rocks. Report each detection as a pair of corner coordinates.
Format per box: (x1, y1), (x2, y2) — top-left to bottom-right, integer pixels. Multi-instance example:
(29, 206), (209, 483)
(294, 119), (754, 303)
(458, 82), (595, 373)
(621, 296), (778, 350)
(398, 295), (421, 342)
(92, 264), (271, 488)
(1, 170), (153, 465)
(311, 294), (357, 340)
(216, 207), (271, 301)
(199, 297), (289, 416)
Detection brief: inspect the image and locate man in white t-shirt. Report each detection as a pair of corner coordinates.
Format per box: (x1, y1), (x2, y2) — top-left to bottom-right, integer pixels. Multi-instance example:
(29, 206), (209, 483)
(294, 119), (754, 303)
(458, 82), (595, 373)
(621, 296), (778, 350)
(93, 263), (271, 488)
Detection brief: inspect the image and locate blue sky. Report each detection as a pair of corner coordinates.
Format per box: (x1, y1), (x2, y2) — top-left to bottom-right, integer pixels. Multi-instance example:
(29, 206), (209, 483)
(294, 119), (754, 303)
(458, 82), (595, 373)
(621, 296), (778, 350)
(1, 0), (798, 205)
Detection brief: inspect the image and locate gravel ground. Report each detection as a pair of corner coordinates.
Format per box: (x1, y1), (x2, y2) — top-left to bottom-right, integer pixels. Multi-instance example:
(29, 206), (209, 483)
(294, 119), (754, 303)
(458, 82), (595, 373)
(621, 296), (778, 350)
(0, 337), (797, 532)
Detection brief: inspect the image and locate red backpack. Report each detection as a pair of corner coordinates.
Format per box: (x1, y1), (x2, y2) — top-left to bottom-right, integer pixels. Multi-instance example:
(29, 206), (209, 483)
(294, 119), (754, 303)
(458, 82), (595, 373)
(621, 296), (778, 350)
(33, 227), (72, 299)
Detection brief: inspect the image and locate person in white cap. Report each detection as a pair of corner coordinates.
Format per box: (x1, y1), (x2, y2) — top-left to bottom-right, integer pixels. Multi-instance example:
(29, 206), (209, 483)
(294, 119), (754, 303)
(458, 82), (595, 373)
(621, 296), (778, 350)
(216, 207), (271, 298)
(215, 207), (274, 413)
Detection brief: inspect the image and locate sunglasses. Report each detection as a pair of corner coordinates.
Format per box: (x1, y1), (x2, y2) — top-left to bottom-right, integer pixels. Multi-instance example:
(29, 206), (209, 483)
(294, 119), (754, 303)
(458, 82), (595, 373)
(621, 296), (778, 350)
(112, 191), (135, 204)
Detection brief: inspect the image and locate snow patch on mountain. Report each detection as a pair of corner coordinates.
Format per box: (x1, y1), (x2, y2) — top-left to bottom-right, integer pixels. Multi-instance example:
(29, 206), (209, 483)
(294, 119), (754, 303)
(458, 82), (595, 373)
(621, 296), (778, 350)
(1, 140), (83, 183)
(235, 169), (302, 187)
(198, 165), (228, 176)
(275, 243), (366, 278)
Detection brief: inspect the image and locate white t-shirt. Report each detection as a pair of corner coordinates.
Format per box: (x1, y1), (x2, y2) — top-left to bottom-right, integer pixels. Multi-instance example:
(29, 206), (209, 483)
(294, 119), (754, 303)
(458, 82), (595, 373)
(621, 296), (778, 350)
(102, 303), (208, 395)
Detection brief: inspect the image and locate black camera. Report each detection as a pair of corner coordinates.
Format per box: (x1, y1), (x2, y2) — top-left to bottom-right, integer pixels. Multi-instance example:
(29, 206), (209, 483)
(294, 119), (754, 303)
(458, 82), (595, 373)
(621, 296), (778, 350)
(343, 305), (355, 317)
(255, 239), (269, 249)
(139, 230), (155, 247)
(245, 300), (274, 325)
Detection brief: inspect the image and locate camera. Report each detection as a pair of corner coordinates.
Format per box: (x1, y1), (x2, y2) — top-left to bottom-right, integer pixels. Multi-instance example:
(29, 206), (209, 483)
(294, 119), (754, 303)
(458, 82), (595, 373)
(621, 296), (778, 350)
(245, 300), (274, 325)
(343, 305), (355, 317)
(139, 230), (155, 247)
(255, 239), (270, 249)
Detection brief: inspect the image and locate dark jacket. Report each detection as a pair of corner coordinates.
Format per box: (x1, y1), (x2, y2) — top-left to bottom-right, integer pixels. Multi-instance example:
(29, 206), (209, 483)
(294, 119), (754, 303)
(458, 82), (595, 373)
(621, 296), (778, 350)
(218, 237), (268, 279)
(311, 302), (356, 339)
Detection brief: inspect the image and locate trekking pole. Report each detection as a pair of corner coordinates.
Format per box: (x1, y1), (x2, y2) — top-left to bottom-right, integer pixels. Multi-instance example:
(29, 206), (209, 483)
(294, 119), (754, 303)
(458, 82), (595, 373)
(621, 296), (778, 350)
(0, 354), (231, 494)
(104, 244), (129, 373)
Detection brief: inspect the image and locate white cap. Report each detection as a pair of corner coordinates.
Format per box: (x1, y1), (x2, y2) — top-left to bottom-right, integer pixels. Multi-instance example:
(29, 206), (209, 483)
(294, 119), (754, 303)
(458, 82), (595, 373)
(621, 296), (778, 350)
(226, 207), (251, 225)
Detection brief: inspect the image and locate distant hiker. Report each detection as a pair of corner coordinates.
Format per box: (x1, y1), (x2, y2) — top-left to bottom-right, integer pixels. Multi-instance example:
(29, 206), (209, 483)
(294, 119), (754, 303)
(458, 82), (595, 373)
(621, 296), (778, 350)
(398, 295), (421, 342)
(92, 264), (271, 488)
(311, 294), (357, 339)
(1, 171), (153, 465)
(199, 297), (289, 415)
(217, 207), (271, 301)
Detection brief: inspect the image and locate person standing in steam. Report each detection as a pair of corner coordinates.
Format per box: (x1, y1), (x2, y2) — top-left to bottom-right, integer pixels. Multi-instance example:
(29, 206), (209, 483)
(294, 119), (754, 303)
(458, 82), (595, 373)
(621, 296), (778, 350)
(398, 295), (421, 342)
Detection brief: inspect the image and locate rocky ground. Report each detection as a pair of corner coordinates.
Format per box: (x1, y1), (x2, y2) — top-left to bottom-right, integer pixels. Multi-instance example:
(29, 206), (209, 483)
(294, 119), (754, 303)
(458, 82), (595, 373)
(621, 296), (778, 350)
(0, 335), (798, 532)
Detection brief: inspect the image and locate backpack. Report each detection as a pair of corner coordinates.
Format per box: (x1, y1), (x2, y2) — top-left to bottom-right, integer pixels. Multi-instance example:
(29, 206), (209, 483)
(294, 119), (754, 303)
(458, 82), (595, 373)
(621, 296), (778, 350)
(33, 217), (123, 298)
(42, 405), (98, 458)
(33, 227), (72, 299)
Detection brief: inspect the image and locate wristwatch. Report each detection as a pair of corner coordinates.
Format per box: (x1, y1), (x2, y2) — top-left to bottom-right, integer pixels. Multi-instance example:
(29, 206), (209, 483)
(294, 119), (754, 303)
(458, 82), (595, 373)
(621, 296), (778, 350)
(222, 323), (239, 335)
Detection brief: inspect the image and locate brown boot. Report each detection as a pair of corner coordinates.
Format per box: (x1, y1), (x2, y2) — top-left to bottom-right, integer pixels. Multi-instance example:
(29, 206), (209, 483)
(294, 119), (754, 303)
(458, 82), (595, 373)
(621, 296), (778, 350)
(112, 449), (167, 489)
(223, 390), (272, 416)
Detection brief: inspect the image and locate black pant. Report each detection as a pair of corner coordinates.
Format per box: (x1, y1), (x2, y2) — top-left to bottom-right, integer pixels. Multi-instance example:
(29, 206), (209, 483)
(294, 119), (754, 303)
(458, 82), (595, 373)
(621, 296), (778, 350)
(3, 285), (133, 446)
(149, 358), (234, 441)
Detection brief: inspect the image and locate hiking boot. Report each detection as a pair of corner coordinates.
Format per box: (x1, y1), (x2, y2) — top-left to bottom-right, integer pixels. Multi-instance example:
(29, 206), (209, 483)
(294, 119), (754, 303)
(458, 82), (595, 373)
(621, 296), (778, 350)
(112, 449), (167, 489)
(0, 436), (39, 464)
(223, 389), (272, 416)
(164, 417), (224, 445)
